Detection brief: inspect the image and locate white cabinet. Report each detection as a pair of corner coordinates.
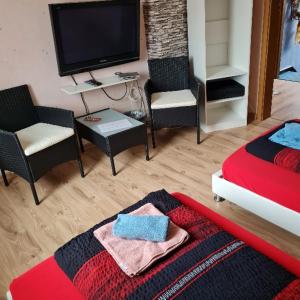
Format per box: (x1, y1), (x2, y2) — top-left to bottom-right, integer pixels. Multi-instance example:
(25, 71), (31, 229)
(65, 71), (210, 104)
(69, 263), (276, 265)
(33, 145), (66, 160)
(188, 0), (253, 132)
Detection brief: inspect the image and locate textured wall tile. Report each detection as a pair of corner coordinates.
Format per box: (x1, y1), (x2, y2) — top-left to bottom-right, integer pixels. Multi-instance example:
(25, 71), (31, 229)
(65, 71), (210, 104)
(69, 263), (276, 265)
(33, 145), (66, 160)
(143, 0), (188, 59)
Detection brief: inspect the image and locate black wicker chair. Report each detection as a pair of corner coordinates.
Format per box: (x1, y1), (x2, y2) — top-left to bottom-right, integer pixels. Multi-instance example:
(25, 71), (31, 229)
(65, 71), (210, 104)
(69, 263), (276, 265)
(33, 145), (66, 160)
(0, 85), (84, 205)
(144, 56), (203, 148)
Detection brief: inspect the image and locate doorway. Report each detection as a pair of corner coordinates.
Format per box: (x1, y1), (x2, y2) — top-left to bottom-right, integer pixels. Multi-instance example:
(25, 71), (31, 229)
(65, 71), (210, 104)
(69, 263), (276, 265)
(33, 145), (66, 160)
(278, 0), (300, 82)
(272, 0), (300, 121)
(256, 0), (300, 121)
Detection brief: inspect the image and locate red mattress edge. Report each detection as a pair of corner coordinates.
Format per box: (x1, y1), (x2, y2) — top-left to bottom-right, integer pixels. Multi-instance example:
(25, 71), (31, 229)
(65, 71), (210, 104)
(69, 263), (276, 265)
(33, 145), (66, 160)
(10, 192), (300, 300)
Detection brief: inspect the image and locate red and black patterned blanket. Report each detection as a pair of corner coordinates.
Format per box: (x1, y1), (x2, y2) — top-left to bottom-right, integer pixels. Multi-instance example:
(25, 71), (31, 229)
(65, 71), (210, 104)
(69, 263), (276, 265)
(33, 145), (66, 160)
(55, 190), (300, 300)
(246, 121), (300, 173)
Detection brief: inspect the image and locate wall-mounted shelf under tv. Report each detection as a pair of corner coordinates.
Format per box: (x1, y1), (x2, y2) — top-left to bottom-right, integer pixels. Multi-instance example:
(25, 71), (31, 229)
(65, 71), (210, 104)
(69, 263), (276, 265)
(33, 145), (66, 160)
(61, 75), (139, 95)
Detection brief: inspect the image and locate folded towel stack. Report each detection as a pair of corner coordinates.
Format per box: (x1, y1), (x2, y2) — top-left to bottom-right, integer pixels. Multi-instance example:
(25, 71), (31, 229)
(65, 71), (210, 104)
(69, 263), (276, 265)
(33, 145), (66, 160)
(269, 122), (300, 150)
(113, 214), (169, 242)
(93, 203), (189, 277)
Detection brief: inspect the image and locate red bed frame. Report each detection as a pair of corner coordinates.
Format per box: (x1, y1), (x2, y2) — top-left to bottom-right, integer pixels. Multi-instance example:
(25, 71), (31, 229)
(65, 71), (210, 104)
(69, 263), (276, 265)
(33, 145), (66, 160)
(9, 193), (300, 300)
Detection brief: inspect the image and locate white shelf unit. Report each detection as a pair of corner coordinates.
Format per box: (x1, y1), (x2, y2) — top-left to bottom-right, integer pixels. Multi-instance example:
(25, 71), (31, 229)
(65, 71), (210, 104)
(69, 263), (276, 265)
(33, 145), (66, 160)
(188, 0), (253, 133)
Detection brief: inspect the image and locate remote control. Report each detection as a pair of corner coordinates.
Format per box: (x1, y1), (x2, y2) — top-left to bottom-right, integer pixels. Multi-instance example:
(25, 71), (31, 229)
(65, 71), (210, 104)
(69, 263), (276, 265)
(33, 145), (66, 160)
(85, 79), (102, 86)
(115, 72), (139, 78)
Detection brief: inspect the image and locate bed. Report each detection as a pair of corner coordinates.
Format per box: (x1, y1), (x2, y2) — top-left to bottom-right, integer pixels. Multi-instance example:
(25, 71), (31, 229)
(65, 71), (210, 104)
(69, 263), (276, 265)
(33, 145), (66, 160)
(8, 191), (300, 300)
(212, 122), (300, 237)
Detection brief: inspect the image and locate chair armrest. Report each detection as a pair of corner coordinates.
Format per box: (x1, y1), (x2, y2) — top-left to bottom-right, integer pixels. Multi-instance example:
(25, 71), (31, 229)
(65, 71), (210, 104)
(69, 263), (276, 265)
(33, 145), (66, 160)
(0, 129), (28, 173)
(36, 106), (75, 129)
(190, 76), (205, 104)
(144, 79), (154, 112)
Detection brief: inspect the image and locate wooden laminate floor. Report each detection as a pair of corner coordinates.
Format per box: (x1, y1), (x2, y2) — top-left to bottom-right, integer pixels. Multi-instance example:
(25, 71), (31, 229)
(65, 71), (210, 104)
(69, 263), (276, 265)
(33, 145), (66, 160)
(272, 79), (300, 121)
(0, 87), (300, 298)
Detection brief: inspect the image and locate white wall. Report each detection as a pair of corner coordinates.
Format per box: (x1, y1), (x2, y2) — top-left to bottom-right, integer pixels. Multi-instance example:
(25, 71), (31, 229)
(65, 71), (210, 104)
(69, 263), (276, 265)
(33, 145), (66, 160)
(0, 0), (149, 117)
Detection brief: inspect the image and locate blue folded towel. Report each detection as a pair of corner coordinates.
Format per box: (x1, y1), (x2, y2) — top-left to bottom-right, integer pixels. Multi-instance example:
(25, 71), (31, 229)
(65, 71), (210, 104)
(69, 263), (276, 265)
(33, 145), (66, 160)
(113, 214), (170, 242)
(269, 122), (300, 150)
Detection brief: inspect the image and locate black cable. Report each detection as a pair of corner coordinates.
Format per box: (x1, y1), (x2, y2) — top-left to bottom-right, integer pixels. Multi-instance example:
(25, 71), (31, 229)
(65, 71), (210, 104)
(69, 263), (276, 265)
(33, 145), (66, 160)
(135, 80), (147, 115)
(102, 82), (128, 101)
(89, 71), (128, 101)
(71, 75), (90, 115)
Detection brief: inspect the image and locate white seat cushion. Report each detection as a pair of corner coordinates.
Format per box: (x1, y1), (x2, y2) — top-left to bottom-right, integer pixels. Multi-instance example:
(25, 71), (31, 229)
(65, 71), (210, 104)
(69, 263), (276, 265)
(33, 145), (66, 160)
(16, 123), (74, 156)
(151, 89), (196, 109)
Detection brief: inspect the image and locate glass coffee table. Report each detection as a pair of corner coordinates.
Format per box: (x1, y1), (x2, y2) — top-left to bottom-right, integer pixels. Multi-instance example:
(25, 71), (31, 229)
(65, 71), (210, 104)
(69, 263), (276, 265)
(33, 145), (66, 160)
(76, 108), (149, 176)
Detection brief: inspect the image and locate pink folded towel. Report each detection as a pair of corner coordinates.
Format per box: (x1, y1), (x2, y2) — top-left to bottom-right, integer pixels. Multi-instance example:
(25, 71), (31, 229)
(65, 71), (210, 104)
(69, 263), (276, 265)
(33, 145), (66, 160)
(93, 203), (189, 277)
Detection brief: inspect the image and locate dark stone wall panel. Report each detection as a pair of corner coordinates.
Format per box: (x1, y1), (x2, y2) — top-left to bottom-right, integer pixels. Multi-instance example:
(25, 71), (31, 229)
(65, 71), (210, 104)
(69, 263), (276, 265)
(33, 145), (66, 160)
(143, 0), (188, 59)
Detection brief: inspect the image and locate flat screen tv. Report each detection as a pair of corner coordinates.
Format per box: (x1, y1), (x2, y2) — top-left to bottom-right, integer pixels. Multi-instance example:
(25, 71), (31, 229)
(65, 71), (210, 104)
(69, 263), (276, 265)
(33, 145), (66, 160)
(49, 0), (140, 76)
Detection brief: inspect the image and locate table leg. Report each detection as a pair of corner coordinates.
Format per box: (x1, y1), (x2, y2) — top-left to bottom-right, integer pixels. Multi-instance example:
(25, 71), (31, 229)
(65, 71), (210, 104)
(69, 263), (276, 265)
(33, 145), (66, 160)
(109, 153), (117, 176)
(79, 137), (85, 153)
(106, 141), (117, 176)
(145, 142), (150, 161)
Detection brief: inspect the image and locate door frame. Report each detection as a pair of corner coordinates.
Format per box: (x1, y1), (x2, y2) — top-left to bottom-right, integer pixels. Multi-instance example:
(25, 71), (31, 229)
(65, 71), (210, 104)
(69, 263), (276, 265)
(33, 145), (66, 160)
(256, 0), (285, 121)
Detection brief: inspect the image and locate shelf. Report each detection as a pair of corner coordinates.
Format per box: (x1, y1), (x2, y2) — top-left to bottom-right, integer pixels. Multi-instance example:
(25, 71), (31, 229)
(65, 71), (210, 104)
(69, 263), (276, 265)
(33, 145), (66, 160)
(206, 65), (247, 81)
(207, 96), (245, 106)
(205, 18), (228, 24)
(61, 75), (139, 95)
(202, 106), (246, 133)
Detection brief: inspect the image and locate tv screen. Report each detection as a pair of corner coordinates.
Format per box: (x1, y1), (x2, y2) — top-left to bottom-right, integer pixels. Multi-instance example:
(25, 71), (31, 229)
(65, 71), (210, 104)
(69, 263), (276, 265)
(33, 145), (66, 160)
(49, 0), (140, 76)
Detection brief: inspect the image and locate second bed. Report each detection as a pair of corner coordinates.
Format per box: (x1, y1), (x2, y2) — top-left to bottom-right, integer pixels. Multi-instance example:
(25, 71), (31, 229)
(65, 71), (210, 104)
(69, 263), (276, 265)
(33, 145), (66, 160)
(212, 122), (300, 236)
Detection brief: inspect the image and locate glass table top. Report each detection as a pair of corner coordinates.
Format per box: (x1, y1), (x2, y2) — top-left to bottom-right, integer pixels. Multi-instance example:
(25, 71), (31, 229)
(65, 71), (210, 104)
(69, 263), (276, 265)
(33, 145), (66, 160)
(76, 109), (143, 137)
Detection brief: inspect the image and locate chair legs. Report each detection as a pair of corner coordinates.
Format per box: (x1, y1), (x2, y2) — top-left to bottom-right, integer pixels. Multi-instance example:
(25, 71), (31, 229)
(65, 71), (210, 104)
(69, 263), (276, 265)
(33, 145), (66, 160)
(30, 182), (40, 206)
(1, 169), (39, 205)
(197, 125), (200, 144)
(197, 105), (201, 144)
(150, 122), (201, 146)
(28, 154), (84, 206)
(151, 129), (156, 149)
(150, 118), (156, 149)
(1, 169), (9, 186)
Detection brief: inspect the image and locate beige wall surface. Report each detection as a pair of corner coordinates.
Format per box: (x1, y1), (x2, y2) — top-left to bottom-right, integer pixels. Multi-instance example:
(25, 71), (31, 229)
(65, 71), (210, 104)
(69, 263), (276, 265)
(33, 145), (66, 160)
(0, 0), (148, 116)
